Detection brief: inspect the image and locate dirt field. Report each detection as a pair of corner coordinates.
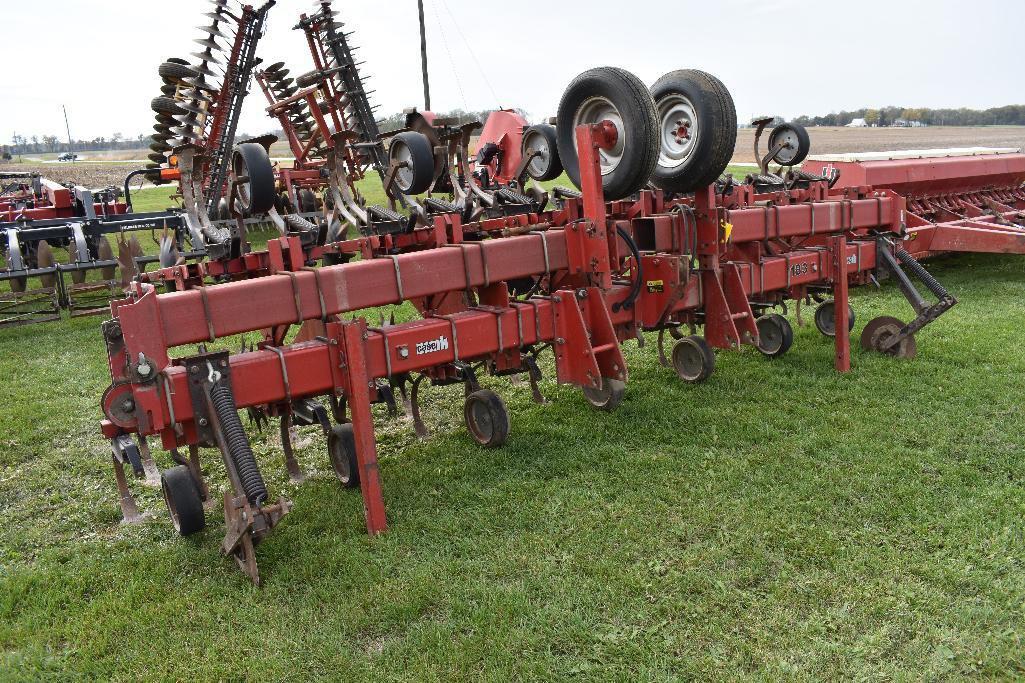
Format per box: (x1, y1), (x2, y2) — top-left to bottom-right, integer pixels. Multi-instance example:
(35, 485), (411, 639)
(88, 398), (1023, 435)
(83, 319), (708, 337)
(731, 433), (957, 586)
(734, 126), (1025, 163)
(0, 161), (138, 189)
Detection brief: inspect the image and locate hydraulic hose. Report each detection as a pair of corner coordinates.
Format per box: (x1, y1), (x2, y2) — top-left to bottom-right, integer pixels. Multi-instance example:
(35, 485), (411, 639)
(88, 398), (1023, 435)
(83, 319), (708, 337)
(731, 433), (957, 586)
(122, 168), (159, 213)
(209, 382), (268, 506)
(612, 225), (643, 313)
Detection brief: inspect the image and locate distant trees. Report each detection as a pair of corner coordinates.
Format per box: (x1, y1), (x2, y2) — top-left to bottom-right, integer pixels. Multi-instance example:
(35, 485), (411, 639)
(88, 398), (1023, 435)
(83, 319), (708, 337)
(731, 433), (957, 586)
(792, 104), (1025, 127)
(5, 131), (156, 155)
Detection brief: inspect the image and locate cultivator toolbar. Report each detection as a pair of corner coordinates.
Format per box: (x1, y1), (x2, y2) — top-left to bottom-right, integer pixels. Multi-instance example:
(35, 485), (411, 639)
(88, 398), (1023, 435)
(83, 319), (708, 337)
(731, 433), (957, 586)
(96, 61), (977, 583)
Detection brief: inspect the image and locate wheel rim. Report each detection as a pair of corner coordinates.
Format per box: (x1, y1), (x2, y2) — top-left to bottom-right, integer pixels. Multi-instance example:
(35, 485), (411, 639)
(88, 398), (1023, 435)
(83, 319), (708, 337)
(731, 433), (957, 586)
(673, 340), (703, 380)
(656, 93), (699, 170)
(523, 130), (552, 178)
(770, 127), (802, 165)
(818, 303), (836, 335)
(582, 383), (611, 407)
(573, 96), (626, 176)
(232, 151), (253, 212)
(391, 139), (415, 192)
(468, 399), (494, 443)
(759, 320), (783, 353)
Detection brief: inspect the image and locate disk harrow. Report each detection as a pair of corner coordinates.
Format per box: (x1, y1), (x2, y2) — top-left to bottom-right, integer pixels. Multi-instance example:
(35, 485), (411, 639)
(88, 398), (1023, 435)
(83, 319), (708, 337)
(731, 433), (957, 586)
(0, 175), (182, 326)
(99, 66), (960, 584)
(143, 0), (275, 213)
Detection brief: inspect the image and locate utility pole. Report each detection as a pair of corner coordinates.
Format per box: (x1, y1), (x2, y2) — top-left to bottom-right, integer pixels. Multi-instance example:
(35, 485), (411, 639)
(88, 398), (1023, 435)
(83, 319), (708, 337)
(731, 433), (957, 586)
(62, 105), (74, 161)
(417, 0), (431, 111)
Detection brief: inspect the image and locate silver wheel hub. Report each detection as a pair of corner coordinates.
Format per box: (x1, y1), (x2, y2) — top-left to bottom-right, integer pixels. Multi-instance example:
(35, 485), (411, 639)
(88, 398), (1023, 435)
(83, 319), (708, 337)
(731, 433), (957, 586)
(573, 96), (625, 176)
(523, 131), (551, 177)
(391, 141), (414, 191)
(770, 128), (800, 165)
(656, 94), (698, 169)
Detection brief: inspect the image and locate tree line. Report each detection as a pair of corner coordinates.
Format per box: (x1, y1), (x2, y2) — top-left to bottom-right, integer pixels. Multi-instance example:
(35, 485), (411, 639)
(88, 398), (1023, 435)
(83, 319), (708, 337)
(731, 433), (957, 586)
(3, 132), (153, 156)
(793, 105), (1025, 127)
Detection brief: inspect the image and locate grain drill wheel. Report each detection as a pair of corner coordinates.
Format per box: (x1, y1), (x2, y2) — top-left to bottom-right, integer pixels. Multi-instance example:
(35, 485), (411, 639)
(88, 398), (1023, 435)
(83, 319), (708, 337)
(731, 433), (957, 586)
(672, 335), (716, 383)
(768, 122), (811, 167)
(813, 300), (856, 337)
(160, 465), (206, 536)
(756, 314), (794, 358)
(582, 377), (626, 411)
(860, 315), (917, 359)
(649, 69), (737, 193)
(389, 132), (435, 195)
(231, 142), (276, 215)
(556, 67), (659, 200)
(521, 124), (563, 181)
(463, 389), (510, 448)
(328, 423), (360, 488)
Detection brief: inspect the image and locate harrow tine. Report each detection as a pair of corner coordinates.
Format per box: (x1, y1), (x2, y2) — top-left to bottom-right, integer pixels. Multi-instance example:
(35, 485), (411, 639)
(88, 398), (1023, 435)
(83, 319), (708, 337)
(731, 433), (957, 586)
(279, 414), (305, 483)
(656, 328), (671, 368)
(409, 374), (430, 438)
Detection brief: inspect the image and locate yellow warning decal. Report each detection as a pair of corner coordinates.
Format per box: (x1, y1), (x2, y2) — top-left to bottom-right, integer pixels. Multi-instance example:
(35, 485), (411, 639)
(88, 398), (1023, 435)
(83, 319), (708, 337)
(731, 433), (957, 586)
(720, 220), (734, 244)
(646, 279), (665, 293)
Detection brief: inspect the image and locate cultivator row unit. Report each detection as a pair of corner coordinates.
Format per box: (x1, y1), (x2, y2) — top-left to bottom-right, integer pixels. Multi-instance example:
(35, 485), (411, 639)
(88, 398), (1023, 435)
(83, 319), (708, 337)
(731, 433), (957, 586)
(93, 45), (1025, 583)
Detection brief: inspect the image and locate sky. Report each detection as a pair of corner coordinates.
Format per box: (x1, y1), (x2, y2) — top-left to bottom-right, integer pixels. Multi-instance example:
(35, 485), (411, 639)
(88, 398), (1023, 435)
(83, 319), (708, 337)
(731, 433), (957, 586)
(1, 0), (1022, 143)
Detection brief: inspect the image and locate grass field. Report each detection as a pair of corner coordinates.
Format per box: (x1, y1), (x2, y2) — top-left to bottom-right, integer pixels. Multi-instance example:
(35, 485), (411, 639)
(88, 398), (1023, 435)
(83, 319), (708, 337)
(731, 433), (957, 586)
(2, 180), (1025, 679)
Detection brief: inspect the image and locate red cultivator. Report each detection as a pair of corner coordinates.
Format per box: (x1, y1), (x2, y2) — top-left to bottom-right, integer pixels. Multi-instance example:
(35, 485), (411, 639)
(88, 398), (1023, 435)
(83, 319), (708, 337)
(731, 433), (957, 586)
(97, 60), (992, 583)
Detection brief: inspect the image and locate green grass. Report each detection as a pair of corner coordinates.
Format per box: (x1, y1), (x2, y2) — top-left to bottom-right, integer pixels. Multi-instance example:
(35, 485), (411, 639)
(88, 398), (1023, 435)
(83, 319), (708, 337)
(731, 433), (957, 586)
(2, 188), (1025, 679)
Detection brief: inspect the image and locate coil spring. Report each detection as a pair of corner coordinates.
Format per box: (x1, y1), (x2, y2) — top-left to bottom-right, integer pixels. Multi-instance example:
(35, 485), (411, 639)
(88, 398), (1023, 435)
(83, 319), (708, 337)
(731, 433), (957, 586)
(895, 247), (950, 300)
(209, 382), (268, 506)
(283, 213), (318, 233)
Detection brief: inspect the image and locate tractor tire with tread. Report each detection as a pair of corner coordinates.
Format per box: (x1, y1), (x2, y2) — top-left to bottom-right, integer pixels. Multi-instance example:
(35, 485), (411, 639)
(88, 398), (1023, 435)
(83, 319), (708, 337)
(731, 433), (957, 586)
(556, 67), (659, 200)
(649, 69), (737, 193)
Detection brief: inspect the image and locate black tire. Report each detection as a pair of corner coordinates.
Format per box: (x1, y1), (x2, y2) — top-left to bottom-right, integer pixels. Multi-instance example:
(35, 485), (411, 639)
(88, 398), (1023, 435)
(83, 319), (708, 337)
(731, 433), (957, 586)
(158, 61), (199, 84)
(813, 300), (856, 337)
(231, 142), (276, 215)
(160, 465), (205, 536)
(671, 335), (715, 383)
(582, 377), (626, 412)
(299, 189), (317, 213)
(649, 69), (737, 193)
(328, 424), (360, 488)
(389, 131), (435, 195)
(768, 122), (811, 167)
(521, 124), (563, 181)
(756, 314), (794, 358)
(556, 67), (659, 200)
(463, 389), (510, 448)
(150, 96), (186, 117)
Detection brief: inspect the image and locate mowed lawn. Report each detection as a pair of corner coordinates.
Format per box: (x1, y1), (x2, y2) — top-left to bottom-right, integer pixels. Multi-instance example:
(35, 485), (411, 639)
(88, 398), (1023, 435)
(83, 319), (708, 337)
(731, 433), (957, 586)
(1, 182), (1025, 679)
